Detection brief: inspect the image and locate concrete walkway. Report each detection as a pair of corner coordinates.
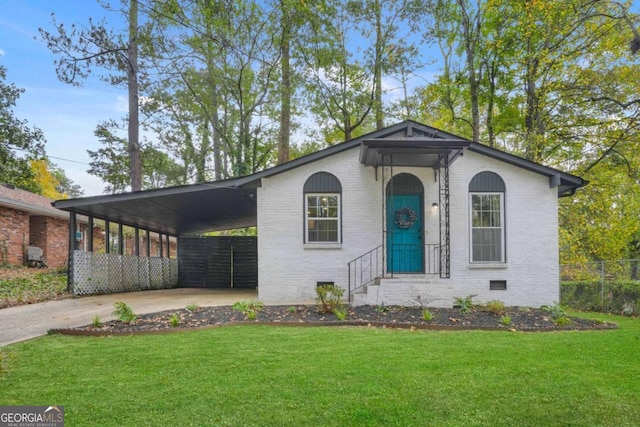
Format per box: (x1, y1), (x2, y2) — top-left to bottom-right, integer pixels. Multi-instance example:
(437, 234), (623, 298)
(0, 288), (257, 346)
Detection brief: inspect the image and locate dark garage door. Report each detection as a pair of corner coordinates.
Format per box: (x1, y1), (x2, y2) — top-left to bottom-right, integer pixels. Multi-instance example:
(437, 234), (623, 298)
(178, 236), (257, 289)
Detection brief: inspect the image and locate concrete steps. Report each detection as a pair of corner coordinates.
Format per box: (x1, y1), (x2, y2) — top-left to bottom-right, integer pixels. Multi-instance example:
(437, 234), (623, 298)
(352, 275), (454, 307)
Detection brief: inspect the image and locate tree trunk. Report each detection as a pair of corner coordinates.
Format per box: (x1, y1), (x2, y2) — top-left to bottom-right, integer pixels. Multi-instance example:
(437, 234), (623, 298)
(278, 2), (291, 165)
(374, 0), (384, 130)
(458, 0), (480, 143)
(128, 0), (142, 191)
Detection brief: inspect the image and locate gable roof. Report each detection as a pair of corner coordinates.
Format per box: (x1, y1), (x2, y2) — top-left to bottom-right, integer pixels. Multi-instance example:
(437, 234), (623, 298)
(54, 120), (586, 235)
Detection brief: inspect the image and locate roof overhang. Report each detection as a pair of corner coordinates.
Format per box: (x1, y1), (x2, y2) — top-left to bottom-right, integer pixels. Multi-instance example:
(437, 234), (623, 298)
(467, 144), (587, 197)
(359, 139), (471, 167)
(54, 179), (258, 236)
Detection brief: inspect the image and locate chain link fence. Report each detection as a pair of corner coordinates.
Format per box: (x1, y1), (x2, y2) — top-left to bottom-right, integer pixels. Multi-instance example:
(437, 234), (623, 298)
(560, 260), (640, 315)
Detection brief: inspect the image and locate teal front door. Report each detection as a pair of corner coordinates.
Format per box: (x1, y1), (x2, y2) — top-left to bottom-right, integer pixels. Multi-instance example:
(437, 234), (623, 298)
(387, 195), (423, 273)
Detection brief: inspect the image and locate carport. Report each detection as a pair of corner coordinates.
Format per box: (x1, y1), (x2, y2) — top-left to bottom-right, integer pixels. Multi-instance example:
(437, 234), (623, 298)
(54, 176), (261, 295)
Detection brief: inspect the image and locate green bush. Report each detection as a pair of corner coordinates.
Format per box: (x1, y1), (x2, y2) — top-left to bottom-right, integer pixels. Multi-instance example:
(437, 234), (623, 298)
(316, 284), (345, 314)
(454, 295), (476, 314)
(481, 300), (506, 315)
(112, 302), (137, 324)
(561, 280), (640, 315)
(232, 300), (264, 320)
(169, 313), (180, 327)
(422, 308), (434, 322)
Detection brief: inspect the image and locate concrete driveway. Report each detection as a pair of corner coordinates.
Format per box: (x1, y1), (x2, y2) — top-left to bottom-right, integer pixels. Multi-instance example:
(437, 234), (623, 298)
(0, 288), (257, 346)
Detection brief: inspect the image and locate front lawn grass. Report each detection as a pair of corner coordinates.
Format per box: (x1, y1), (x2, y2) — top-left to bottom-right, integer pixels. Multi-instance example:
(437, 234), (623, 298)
(1, 313), (638, 426)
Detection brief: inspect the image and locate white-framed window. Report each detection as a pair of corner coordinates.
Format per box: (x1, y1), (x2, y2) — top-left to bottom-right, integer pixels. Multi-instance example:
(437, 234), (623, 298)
(305, 194), (340, 243)
(470, 193), (504, 262)
(469, 171), (506, 263)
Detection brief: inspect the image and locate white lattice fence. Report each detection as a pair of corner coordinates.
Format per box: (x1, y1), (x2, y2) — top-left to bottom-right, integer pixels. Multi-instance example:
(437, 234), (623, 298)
(71, 250), (179, 296)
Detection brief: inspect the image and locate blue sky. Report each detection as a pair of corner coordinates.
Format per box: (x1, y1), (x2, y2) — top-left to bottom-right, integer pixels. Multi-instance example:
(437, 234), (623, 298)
(1, 0), (127, 196)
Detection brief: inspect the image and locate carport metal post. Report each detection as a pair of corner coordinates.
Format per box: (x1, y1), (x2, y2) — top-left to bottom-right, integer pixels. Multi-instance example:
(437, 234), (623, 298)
(87, 216), (94, 252)
(118, 223), (124, 255)
(67, 212), (77, 292)
(134, 227), (140, 256)
(105, 220), (110, 254)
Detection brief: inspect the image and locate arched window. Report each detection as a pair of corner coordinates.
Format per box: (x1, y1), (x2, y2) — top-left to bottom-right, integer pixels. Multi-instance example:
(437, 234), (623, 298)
(304, 172), (342, 243)
(469, 172), (505, 262)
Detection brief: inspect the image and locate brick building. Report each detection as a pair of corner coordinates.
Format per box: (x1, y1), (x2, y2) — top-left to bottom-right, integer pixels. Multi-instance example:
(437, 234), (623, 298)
(0, 184), (176, 268)
(0, 183), (86, 268)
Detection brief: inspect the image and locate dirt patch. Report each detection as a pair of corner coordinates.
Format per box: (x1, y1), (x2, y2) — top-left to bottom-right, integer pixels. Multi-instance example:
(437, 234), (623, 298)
(51, 304), (616, 336)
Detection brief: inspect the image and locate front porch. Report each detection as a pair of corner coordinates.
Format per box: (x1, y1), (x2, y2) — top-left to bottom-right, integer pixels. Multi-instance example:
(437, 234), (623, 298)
(348, 125), (470, 303)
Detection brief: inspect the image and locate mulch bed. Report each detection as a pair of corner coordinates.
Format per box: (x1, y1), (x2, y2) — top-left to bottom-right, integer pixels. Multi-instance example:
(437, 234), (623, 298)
(49, 305), (617, 337)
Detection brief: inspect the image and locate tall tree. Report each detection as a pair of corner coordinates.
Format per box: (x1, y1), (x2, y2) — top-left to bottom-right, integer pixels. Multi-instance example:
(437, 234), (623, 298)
(0, 65), (46, 193)
(39, 0), (144, 191)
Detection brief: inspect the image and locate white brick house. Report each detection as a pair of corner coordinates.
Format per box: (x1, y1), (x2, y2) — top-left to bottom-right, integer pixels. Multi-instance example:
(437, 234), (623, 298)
(256, 121), (584, 307)
(55, 121), (585, 306)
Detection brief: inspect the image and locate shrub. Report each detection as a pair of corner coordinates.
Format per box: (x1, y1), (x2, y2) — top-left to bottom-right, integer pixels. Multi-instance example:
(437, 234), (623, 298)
(112, 302), (136, 324)
(169, 313), (180, 327)
(316, 284), (345, 314)
(482, 300), (506, 315)
(287, 306), (297, 314)
(186, 304), (199, 313)
(541, 303), (567, 319)
(91, 315), (103, 328)
(422, 308), (434, 322)
(560, 280), (640, 315)
(454, 295), (476, 314)
(376, 303), (388, 313)
(500, 315), (511, 326)
(554, 316), (572, 327)
(334, 307), (348, 321)
(232, 300), (264, 320)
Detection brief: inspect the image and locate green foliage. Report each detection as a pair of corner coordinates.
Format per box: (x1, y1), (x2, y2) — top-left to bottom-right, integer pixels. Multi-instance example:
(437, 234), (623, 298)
(334, 307), (348, 321)
(422, 308), (434, 322)
(0, 65), (46, 193)
(91, 315), (103, 328)
(454, 295), (476, 314)
(376, 303), (388, 313)
(500, 315), (511, 326)
(88, 120), (187, 193)
(315, 284), (345, 314)
(481, 300), (506, 315)
(561, 280), (640, 316)
(287, 306), (297, 314)
(0, 269), (67, 306)
(554, 316), (572, 327)
(112, 302), (137, 324)
(541, 304), (567, 320)
(232, 300), (264, 320)
(186, 304), (199, 313)
(169, 313), (180, 327)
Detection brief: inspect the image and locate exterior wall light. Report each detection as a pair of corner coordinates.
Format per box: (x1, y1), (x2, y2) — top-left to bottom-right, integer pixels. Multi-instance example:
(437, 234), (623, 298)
(432, 202), (439, 211)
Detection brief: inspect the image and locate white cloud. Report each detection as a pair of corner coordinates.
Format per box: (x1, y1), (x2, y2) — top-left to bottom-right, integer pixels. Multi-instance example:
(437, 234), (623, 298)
(0, 48), (4, 57)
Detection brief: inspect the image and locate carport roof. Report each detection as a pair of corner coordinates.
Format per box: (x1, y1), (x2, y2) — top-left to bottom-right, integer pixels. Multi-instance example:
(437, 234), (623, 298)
(54, 120), (586, 236)
(53, 176), (261, 236)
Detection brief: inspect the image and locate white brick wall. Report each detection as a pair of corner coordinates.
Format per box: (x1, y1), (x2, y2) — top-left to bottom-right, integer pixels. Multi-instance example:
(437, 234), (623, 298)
(257, 146), (560, 308)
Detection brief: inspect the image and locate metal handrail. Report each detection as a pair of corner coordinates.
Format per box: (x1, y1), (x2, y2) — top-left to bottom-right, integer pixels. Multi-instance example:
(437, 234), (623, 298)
(348, 243), (441, 301)
(348, 245), (384, 302)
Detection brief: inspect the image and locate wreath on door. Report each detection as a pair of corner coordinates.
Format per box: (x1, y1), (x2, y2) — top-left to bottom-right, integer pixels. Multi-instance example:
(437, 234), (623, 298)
(394, 206), (417, 229)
